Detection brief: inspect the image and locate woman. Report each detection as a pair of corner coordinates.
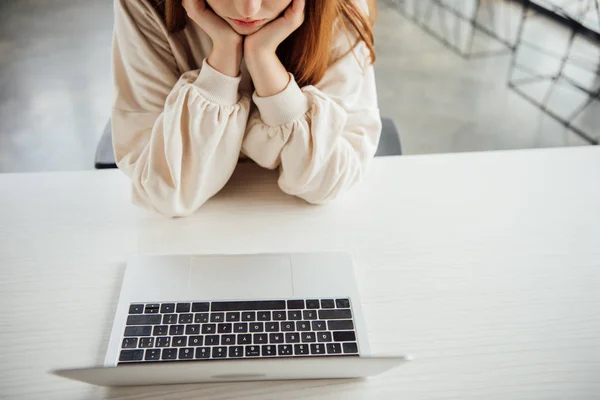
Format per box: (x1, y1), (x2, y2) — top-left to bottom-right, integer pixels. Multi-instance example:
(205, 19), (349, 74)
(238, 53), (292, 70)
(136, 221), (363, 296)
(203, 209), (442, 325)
(113, 0), (381, 217)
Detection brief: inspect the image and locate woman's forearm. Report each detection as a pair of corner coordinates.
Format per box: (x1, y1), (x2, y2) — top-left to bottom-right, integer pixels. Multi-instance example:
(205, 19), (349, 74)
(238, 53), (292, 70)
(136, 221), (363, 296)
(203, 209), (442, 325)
(245, 50), (291, 98)
(207, 38), (244, 78)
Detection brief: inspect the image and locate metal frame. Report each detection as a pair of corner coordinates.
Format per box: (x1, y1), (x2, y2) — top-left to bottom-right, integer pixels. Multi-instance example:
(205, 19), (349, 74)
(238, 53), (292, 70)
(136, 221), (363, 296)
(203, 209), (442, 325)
(527, 0), (600, 36)
(507, 0), (600, 144)
(390, 0), (524, 58)
(385, 0), (599, 143)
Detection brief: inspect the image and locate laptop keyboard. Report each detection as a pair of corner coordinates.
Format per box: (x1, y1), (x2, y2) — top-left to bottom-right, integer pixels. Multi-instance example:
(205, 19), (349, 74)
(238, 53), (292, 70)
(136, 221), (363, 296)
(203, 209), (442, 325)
(118, 299), (359, 364)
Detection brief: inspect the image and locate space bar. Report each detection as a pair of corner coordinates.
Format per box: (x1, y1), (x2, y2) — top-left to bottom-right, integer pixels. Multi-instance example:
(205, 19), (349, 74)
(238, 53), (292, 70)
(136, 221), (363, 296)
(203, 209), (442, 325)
(211, 300), (287, 311)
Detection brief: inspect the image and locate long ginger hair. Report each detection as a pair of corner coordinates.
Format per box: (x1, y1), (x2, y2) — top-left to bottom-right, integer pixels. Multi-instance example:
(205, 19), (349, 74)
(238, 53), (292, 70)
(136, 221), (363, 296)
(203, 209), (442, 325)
(156, 0), (377, 87)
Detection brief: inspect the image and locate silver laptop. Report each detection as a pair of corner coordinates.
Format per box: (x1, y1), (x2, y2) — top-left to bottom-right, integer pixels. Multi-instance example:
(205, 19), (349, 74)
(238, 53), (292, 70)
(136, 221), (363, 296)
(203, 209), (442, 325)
(53, 252), (408, 386)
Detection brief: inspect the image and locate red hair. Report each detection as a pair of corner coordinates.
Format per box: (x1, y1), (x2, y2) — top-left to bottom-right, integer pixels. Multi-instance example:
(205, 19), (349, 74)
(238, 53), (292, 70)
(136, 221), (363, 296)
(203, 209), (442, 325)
(158, 0), (377, 87)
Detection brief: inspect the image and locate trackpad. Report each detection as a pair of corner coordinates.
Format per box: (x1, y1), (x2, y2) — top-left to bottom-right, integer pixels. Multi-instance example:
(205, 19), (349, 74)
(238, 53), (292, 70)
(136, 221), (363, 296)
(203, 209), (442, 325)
(189, 255), (293, 300)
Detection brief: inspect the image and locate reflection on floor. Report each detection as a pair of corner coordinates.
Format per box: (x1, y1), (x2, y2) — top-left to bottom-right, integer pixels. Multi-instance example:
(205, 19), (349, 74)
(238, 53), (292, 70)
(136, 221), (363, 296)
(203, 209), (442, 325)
(0, 0), (595, 173)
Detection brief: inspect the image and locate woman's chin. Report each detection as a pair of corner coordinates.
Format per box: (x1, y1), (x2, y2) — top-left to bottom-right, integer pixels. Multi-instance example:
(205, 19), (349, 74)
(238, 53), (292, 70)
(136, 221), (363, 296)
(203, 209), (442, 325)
(231, 25), (262, 36)
(233, 26), (261, 36)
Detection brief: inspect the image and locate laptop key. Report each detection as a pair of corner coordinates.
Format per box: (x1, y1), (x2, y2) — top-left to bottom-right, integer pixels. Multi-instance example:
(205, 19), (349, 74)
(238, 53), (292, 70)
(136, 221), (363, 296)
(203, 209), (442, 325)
(218, 323), (233, 333)
(175, 303), (191, 313)
(162, 348), (178, 360)
(326, 343), (342, 354)
(188, 336), (203, 347)
(234, 323), (248, 333)
(288, 311), (302, 320)
(129, 304), (144, 314)
(194, 313), (209, 323)
(343, 342), (359, 354)
(179, 314), (193, 324)
(201, 324), (216, 334)
(265, 322), (280, 332)
(249, 322), (264, 332)
(272, 311), (286, 321)
(139, 337), (154, 348)
(238, 334), (252, 345)
(303, 310), (317, 320)
(145, 349), (161, 361)
(195, 347), (210, 359)
(156, 337), (171, 347)
(285, 333), (300, 343)
(205, 335), (220, 346)
(262, 345), (277, 356)
(153, 325), (169, 336)
(185, 324), (200, 335)
(163, 314), (178, 325)
(317, 332), (332, 343)
(336, 299), (350, 309)
(333, 331), (356, 342)
(287, 300), (305, 310)
(296, 321), (311, 331)
(124, 326), (151, 337)
(212, 347), (227, 358)
(320, 299), (335, 309)
(126, 315), (161, 325)
(229, 346), (244, 358)
(253, 333), (268, 344)
(310, 344), (326, 355)
(328, 320), (354, 330)
(160, 303), (175, 314)
(119, 350), (144, 362)
(269, 333), (284, 343)
(278, 345), (293, 356)
(192, 302), (209, 312)
(221, 335), (236, 345)
(176, 303), (191, 313)
(211, 313), (225, 323)
(301, 332), (316, 343)
(122, 338), (138, 348)
(294, 344), (309, 355)
(306, 300), (320, 309)
(179, 348), (194, 359)
(226, 312), (241, 322)
(257, 311), (271, 321)
(242, 312), (256, 321)
(245, 345), (260, 357)
(144, 304), (160, 314)
(312, 321), (326, 331)
(169, 325), (184, 335)
(172, 336), (187, 347)
(318, 309), (352, 320)
(281, 322), (295, 331)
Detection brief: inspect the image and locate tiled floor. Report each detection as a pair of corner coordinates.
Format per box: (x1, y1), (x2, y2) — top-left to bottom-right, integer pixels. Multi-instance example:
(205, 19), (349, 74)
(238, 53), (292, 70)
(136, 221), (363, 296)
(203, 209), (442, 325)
(0, 0), (596, 173)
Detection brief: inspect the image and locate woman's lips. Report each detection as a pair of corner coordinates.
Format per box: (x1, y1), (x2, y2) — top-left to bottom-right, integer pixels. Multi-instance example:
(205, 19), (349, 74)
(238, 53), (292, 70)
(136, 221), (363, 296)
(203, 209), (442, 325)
(229, 18), (267, 28)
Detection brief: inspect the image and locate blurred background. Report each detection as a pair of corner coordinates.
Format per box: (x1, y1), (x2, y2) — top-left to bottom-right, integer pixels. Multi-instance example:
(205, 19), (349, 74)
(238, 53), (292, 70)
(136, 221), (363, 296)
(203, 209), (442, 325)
(0, 0), (598, 173)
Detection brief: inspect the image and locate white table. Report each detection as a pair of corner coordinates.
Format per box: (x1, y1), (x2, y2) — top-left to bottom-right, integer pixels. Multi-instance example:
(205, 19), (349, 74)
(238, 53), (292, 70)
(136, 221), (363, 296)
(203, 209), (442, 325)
(1, 147), (600, 400)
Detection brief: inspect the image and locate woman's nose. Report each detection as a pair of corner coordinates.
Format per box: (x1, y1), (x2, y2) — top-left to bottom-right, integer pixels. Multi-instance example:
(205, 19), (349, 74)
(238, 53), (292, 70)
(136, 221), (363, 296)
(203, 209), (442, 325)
(234, 0), (262, 19)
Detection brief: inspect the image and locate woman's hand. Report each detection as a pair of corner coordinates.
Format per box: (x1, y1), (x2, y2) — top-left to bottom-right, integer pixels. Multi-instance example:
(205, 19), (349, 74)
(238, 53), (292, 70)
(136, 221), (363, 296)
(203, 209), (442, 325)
(244, 0), (305, 97)
(183, 0), (243, 77)
(244, 0), (305, 56)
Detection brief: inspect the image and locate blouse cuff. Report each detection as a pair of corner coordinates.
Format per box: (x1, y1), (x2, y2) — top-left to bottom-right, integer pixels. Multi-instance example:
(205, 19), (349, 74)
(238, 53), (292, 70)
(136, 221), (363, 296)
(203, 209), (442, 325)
(194, 58), (242, 106)
(252, 74), (310, 127)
